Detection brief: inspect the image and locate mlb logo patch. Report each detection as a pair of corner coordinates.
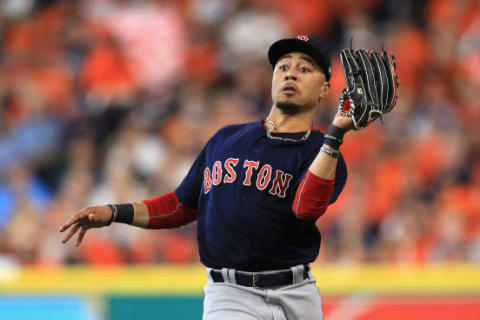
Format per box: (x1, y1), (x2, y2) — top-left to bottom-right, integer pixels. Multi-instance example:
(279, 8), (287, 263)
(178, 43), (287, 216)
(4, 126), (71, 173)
(296, 35), (309, 42)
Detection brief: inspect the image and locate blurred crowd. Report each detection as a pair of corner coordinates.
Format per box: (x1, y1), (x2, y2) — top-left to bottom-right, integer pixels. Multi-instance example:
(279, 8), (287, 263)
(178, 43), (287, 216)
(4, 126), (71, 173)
(0, 0), (479, 267)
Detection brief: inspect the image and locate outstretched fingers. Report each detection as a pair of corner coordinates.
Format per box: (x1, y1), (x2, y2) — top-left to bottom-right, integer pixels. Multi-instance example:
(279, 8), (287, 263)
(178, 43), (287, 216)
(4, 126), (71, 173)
(59, 209), (90, 232)
(59, 216), (77, 233)
(62, 222), (82, 244)
(76, 226), (88, 246)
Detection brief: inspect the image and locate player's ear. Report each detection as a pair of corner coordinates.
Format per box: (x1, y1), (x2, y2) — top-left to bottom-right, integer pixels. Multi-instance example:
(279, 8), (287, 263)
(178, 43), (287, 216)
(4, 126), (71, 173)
(318, 81), (331, 101)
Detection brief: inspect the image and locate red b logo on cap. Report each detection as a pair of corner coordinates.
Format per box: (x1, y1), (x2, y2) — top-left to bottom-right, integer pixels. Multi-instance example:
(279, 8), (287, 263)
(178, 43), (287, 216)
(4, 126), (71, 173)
(296, 35), (309, 41)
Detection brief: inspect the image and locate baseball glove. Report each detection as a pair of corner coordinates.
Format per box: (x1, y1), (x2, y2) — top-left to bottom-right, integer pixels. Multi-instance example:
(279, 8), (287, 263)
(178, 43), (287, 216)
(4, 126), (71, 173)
(339, 45), (399, 130)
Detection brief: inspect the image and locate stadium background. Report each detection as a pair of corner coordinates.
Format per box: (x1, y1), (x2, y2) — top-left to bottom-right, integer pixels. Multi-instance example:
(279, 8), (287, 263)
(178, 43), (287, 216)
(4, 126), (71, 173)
(0, 0), (479, 319)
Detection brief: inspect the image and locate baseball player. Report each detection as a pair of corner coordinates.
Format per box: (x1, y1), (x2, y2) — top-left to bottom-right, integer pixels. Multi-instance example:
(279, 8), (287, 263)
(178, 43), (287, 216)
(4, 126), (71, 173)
(60, 35), (398, 320)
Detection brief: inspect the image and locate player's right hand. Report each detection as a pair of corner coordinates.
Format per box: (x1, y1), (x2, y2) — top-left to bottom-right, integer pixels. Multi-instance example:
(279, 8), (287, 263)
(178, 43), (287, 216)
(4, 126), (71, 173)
(59, 205), (112, 246)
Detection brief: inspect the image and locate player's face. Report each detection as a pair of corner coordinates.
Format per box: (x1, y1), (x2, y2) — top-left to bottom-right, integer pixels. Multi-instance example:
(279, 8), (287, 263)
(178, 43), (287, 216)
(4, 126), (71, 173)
(271, 52), (330, 113)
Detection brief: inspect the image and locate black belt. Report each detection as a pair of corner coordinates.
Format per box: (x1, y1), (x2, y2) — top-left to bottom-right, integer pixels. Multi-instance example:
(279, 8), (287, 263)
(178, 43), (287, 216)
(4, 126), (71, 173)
(210, 265), (310, 289)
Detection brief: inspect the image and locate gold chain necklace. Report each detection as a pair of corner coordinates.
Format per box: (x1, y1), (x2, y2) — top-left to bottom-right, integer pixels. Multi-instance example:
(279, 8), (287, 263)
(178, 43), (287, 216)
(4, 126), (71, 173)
(265, 118), (311, 143)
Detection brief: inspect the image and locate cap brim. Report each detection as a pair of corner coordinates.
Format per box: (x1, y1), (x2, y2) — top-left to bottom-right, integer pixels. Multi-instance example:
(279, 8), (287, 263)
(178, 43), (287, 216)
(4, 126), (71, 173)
(268, 39), (330, 80)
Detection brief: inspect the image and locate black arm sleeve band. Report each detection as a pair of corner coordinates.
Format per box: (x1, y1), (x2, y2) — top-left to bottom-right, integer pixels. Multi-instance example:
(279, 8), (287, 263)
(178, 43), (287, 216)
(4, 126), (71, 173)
(323, 125), (346, 150)
(114, 203), (134, 224)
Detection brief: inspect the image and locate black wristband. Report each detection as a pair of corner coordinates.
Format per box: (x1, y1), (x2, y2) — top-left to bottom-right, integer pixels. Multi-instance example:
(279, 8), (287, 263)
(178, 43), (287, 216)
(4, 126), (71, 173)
(114, 203), (134, 224)
(323, 125), (346, 150)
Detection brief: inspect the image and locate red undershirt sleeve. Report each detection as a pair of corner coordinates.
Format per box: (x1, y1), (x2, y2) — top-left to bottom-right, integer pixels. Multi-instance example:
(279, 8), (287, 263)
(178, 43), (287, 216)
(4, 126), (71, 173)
(142, 191), (197, 229)
(292, 170), (335, 220)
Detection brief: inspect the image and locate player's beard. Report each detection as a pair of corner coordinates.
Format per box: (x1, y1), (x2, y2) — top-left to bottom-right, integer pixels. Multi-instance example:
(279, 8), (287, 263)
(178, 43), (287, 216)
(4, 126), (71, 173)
(276, 101), (313, 115)
(276, 101), (302, 115)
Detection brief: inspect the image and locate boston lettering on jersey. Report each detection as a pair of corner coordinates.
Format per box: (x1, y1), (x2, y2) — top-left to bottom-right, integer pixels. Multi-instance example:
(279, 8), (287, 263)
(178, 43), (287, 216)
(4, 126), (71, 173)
(175, 121), (348, 271)
(203, 158), (293, 198)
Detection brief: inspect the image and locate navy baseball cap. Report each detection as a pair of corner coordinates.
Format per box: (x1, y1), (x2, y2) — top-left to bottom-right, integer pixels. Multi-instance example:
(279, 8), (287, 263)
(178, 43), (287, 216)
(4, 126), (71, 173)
(268, 35), (332, 81)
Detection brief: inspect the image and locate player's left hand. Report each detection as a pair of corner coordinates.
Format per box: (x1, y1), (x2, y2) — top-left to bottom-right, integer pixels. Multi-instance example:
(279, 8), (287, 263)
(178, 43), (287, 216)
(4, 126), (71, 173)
(332, 111), (354, 132)
(338, 46), (399, 130)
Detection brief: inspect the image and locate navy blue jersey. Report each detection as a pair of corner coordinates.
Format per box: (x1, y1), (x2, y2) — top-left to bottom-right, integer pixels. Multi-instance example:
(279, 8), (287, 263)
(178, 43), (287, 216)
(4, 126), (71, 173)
(176, 120), (347, 271)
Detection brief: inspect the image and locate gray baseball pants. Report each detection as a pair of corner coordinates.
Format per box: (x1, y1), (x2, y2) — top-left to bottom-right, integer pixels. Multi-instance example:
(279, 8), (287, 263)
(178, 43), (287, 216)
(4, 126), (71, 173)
(202, 265), (323, 320)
